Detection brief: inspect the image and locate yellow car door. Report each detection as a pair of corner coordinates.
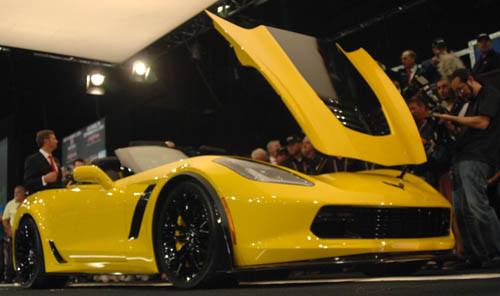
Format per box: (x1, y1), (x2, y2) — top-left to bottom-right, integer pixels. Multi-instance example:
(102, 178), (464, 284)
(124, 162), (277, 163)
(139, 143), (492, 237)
(50, 184), (127, 262)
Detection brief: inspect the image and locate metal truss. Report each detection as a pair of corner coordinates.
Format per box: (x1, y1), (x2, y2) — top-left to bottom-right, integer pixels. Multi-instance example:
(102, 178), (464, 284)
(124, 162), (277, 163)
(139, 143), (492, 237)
(137, 0), (269, 63)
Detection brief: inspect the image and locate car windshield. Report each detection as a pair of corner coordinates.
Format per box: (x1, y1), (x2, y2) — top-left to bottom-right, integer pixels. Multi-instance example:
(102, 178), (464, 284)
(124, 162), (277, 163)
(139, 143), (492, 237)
(115, 146), (187, 173)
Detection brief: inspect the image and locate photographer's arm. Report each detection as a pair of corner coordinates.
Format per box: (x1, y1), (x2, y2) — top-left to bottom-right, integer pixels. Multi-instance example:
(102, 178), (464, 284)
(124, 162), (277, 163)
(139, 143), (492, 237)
(433, 113), (490, 130)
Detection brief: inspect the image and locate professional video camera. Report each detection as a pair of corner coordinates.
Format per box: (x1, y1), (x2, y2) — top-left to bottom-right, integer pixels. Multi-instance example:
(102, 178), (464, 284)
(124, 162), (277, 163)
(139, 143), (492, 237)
(403, 74), (448, 114)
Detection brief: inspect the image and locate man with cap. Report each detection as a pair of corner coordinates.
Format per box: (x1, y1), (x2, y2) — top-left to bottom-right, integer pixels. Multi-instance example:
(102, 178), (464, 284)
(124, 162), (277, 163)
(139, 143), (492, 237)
(421, 37), (448, 83)
(473, 33), (500, 75)
(423, 37), (465, 82)
(280, 135), (307, 173)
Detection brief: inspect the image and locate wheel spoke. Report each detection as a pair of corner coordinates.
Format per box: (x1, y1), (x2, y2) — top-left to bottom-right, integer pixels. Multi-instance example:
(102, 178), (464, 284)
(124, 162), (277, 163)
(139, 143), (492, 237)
(188, 252), (201, 271)
(15, 220), (40, 285)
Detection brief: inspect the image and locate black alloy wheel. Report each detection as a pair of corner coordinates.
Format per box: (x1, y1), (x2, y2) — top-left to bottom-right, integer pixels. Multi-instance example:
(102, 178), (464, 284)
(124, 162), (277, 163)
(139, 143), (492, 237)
(155, 181), (231, 288)
(15, 217), (67, 289)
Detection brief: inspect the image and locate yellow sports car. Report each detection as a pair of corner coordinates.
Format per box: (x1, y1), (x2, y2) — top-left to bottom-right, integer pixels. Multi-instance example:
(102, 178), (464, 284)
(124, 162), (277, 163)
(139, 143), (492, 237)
(13, 12), (454, 289)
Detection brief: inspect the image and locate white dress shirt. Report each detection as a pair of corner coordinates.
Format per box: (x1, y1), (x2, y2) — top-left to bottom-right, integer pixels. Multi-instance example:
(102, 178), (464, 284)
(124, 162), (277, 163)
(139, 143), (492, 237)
(407, 65), (418, 82)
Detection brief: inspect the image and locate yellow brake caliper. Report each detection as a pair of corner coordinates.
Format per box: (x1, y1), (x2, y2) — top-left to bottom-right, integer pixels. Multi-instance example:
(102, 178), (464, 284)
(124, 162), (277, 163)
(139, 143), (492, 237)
(175, 215), (187, 252)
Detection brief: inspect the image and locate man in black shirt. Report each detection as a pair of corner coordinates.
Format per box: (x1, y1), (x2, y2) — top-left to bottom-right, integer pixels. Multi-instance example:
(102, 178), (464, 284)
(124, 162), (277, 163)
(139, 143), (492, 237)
(434, 68), (500, 268)
(472, 33), (500, 75)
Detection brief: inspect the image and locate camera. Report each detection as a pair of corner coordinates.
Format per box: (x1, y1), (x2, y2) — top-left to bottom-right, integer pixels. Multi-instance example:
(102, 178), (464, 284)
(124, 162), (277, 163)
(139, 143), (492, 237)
(404, 74), (448, 114)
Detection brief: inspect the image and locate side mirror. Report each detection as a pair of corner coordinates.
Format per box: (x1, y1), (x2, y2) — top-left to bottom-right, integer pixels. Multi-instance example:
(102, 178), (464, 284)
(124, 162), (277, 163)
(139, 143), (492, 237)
(73, 165), (114, 190)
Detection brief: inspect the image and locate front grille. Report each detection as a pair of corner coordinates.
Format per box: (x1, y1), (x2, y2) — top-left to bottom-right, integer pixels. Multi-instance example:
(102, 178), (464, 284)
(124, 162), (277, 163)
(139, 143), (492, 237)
(311, 206), (450, 239)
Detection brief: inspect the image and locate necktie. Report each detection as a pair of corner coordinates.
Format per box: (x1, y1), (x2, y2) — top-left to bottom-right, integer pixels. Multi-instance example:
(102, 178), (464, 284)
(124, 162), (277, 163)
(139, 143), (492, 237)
(48, 155), (58, 174)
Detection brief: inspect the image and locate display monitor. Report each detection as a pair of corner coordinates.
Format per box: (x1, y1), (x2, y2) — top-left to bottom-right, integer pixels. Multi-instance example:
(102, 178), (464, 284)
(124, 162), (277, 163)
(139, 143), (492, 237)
(62, 119), (106, 167)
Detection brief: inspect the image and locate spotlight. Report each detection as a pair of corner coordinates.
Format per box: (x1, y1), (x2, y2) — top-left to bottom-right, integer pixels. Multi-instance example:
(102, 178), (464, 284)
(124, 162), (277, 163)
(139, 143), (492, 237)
(86, 71), (106, 95)
(130, 60), (156, 83)
(131, 60), (151, 82)
(90, 73), (105, 86)
(132, 61), (149, 76)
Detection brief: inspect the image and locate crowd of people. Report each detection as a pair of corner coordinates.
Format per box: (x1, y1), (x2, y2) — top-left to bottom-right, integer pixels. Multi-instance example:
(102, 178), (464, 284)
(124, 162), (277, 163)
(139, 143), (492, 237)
(251, 135), (372, 175)
(0, 33), (499, 283)
(398, 33), (500, 270)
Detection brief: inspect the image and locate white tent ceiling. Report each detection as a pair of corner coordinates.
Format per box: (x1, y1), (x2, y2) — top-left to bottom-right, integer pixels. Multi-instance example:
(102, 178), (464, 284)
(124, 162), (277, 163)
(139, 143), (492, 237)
(0, 0), (218, 63)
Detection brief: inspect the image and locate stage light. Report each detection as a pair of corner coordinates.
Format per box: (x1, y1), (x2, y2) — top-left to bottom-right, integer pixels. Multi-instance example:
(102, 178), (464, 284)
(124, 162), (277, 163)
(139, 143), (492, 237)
(131, 60), (154, 82)
(90, 73), (105, 86)
(132, 61), (148, 76)
(86, 71), (106, 95)
(132, 60), (150, 76)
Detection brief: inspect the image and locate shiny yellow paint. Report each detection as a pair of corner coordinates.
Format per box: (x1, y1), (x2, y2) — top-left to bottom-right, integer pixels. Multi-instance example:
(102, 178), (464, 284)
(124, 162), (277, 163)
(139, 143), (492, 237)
(207, 11), (426, 166)
(14, 156), (453, 274)
(216, 166), (453, 266)
(73, 165), (114, 189)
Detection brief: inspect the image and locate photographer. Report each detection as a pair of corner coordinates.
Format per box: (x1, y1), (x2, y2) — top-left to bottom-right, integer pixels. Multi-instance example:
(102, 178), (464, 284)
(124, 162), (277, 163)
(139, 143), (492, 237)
(408, 95), (451, 188)
(434, 68), (500, 268)
(436, 78), (462, 114)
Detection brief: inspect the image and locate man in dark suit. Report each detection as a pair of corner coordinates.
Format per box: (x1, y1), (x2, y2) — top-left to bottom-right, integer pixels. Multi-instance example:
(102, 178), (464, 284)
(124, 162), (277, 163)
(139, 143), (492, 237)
(398, 49), (425, 99)
(24, 130), (63, 195)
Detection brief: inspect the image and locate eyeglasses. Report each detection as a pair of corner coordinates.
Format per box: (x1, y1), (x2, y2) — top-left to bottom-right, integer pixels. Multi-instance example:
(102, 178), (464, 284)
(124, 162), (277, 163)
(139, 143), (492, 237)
(452, 84), (468, 97)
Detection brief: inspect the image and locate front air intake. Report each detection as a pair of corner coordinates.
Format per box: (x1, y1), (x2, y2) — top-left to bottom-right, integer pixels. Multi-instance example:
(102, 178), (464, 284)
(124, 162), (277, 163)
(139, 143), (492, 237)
(311, 206), (450, 239)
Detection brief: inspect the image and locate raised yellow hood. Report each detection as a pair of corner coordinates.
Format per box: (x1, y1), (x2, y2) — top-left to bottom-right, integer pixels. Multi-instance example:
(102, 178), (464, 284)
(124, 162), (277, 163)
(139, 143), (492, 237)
(207, 11), (425, 166)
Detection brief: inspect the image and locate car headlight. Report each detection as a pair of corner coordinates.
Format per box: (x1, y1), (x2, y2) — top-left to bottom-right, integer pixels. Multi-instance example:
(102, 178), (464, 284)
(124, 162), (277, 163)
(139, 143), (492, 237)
(213, 157), (314, 186)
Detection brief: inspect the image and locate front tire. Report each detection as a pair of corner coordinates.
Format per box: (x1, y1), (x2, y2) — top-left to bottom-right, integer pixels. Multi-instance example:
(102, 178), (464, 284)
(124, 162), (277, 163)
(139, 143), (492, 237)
(154, 181), (233, 288)
(14, 217), (67, 289)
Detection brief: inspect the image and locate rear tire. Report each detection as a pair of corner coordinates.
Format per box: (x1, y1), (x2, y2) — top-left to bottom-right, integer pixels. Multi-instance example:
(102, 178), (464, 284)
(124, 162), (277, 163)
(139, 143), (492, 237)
(154, 181), (234, 289)
(14, 217), (68, 289)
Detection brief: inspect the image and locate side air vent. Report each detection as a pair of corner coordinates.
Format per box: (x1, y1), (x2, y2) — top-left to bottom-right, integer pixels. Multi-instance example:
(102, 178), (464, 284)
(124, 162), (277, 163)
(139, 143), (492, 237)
(128, 184), (156, 240)
(49, 240), (67, 264)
